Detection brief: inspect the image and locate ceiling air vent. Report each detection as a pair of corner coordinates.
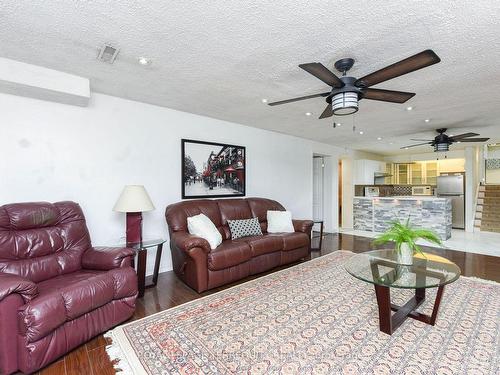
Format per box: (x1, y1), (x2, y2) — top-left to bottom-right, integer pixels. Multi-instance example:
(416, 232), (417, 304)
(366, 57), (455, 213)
(97, 44), (119, 64)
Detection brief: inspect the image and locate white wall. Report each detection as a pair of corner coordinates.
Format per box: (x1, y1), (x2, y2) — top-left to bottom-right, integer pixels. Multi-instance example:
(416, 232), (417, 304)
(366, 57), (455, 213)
(0, 92), (342, 274)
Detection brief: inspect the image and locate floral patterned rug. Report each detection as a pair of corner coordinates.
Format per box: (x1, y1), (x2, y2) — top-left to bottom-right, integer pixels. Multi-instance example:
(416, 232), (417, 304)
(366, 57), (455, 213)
(106, 250), (499, 374)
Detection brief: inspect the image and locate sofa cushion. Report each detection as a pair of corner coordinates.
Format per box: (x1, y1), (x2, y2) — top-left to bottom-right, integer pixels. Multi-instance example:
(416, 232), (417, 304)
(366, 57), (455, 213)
(235, 235), (283, 257)
(267, 210), (295, 233)
(208, 241), (252, 271)
(166, 200), (222, 233)
(271, 232), (309, 251)
(19, 268), (136, 343)
(0, 202), (92, 283)
(228, 218), (263, 240)
(187, 213), (222, 250)
(246, 198), (285, 223)
(217, 199), (253, 226)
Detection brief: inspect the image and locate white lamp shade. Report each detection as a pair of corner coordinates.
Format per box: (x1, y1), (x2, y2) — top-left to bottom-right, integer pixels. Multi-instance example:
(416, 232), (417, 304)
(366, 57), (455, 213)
(113, 185), (155, 212)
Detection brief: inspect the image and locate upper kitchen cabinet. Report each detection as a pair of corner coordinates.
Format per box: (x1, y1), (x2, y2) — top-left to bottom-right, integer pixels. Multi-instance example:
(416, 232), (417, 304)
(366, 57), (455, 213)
(385, 159), (465, 185)
(411, 163), (423, 184)
(353, 159), (386, 185)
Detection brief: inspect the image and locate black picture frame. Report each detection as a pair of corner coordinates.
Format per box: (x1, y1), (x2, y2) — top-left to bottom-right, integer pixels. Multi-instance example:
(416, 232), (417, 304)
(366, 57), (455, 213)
(181, 139), (246, 199)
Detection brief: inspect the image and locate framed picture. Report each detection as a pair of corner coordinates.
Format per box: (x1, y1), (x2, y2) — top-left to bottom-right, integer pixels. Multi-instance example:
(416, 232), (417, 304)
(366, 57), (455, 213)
(181, 139), (246, 199)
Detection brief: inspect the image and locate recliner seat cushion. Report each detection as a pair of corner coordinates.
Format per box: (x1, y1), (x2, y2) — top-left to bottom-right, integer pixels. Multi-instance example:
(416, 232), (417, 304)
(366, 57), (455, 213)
(208, 241), (252, 271)
(20, 268), (136, 343)
(271, 232), (309, 251)
(235, 235), (283, 257)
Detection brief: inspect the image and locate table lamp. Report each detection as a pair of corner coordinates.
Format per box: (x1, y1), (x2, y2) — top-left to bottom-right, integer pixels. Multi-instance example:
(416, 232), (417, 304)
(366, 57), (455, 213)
(113, 185), (155, 244)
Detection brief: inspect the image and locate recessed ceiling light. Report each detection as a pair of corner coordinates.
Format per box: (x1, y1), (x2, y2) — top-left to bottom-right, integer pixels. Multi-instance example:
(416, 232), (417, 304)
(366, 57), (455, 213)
(406, 106), (413, 111)
(337, 123), (341, 126)
(305, 112), (312, 116)
(424, 119), (431, 123)
(457, 141), (461, 143)
(377, 137), (382, 140)
(261, 98), (268, 103)
(359, 131), (364, 135)
(138, 57), (152, 65)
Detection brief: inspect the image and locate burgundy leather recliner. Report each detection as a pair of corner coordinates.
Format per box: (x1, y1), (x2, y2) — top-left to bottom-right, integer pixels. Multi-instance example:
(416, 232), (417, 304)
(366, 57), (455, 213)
(0, 201), (138, 374)
(166, 197), (314, 293)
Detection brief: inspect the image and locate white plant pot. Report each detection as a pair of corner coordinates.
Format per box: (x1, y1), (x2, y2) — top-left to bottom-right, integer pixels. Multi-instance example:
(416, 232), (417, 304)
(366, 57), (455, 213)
(398, 243), (413, 265)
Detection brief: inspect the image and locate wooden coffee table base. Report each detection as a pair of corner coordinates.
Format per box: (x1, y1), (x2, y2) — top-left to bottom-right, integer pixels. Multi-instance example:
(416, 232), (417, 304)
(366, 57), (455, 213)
(374, 284), (445, 335)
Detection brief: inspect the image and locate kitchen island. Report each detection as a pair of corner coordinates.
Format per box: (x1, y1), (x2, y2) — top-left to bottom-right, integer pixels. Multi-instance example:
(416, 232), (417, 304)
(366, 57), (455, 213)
(353, 196), (452, 240)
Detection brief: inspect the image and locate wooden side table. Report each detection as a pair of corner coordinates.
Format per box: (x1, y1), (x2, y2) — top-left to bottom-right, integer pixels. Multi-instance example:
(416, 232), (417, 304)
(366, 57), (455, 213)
(120, 238), (167, 298)
(311, 220), (324, 251)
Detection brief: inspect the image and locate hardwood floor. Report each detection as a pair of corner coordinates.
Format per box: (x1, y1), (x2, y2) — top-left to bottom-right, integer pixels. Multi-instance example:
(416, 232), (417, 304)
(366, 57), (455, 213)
(34, 233), (500, 375)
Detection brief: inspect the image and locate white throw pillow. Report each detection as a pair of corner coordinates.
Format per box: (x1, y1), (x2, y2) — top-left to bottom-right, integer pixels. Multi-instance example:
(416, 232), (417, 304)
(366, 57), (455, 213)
(267, 210), (295, 233)
(187, 213), (222, 250)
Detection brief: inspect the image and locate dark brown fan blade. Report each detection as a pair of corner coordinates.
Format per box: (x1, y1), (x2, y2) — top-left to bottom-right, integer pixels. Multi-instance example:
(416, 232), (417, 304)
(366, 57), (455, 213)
(355, 50), (441, 88)
(299, 63), (344, 88)
(410, 138), (433, 141)
(449, 132), (479, 141)
(400, 142), (432, 149)
(319, 104), (333, 119)
(455, 138), (490, 142)
(362, 88), (415, 103)
(267, 92), (330, 106)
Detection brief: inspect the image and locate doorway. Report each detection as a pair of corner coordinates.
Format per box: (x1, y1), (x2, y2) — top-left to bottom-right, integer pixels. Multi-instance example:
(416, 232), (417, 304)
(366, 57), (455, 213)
(312, 156), (324, 221)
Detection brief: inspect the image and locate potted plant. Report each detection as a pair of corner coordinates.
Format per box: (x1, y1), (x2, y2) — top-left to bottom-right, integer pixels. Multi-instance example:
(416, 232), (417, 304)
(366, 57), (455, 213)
(373, 218), (442, 264)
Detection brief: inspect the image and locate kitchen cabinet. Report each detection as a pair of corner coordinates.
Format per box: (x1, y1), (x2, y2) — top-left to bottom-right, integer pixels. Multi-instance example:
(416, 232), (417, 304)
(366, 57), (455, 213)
(411, 163), (423, 184)
(386, 159), (464, 185)
(397, 164), (409, 184)
(353, 159), (386, 185)
(426, 162), (438, 185)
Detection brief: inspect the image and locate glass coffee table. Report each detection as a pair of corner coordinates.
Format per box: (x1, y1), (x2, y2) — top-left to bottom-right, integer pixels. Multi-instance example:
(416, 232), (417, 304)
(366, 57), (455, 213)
(345, 250), (461, 335)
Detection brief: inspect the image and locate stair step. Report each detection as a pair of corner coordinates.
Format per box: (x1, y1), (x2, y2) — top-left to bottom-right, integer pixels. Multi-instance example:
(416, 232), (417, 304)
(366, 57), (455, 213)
(484, 192), (500, 197)
(481, 223), (500, 229)
(480, 228), (500, 233)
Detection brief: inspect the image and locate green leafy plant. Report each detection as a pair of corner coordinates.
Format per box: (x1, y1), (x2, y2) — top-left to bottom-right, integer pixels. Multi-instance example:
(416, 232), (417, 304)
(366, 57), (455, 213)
(373, 218), (442, 255)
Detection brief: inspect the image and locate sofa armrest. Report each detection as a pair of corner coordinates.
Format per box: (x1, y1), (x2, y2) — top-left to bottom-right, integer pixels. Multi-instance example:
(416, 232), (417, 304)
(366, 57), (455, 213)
(293, 219), (314, 234)
(0, 273), (38, 303)
(82, 246), (136, 271)
(171, 232), (211, 254)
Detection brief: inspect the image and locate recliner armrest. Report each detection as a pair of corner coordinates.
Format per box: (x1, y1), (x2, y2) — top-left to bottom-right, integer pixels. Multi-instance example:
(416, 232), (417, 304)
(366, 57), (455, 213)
(0, 273), (38, 303)
(171, 232), (211, 253)
(292, 219), (314, 234)
(82, 246), (136, 271)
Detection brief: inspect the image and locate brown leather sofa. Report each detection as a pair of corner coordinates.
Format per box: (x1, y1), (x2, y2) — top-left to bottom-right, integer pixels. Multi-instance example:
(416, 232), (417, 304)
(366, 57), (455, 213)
(166, 197), (313, 293)
(0, 202), (138, 374)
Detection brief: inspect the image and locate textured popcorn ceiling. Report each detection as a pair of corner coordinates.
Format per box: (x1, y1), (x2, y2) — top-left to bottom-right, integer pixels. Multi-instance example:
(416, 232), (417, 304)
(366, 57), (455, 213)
(1, 1), (499, 155)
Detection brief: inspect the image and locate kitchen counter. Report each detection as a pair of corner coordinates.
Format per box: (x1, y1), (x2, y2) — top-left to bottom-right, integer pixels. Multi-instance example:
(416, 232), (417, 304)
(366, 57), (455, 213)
(353, 196), (452, 240)
(355, 196), (442, 200)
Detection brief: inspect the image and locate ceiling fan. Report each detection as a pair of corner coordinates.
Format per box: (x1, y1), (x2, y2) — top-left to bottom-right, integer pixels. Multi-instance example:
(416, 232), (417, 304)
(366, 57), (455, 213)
(401, 128), (490, 152)
(268, 50), (441, 118)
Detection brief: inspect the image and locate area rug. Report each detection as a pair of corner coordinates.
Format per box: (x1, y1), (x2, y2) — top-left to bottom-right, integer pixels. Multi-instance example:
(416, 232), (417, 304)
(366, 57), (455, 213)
(106, 250), (499, 374)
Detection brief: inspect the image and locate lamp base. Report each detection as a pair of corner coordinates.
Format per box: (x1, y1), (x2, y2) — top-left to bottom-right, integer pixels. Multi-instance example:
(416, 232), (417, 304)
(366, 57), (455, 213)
(126, 212), (142, 245)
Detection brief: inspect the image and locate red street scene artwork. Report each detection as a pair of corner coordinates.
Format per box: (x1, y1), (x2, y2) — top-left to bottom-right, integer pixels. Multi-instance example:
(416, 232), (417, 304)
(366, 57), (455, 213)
(182, 139), (245, 199)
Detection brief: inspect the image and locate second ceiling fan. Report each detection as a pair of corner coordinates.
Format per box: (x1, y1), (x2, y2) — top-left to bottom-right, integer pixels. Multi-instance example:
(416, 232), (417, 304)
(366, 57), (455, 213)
(268, 50), (441, 118)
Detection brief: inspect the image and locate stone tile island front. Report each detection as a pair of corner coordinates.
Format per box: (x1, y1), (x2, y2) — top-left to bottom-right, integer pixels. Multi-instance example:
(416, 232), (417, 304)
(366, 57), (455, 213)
(353, 196), (452, 240)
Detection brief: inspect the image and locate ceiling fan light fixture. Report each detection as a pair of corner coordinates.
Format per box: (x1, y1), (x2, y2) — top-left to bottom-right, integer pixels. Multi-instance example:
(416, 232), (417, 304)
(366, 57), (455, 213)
(434, 143), (449, 152)
(332, 92), (358, 116)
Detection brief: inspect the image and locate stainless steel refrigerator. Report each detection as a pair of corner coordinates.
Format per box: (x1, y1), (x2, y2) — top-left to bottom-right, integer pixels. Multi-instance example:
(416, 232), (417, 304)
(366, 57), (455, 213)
(437, 173), (465, 229)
